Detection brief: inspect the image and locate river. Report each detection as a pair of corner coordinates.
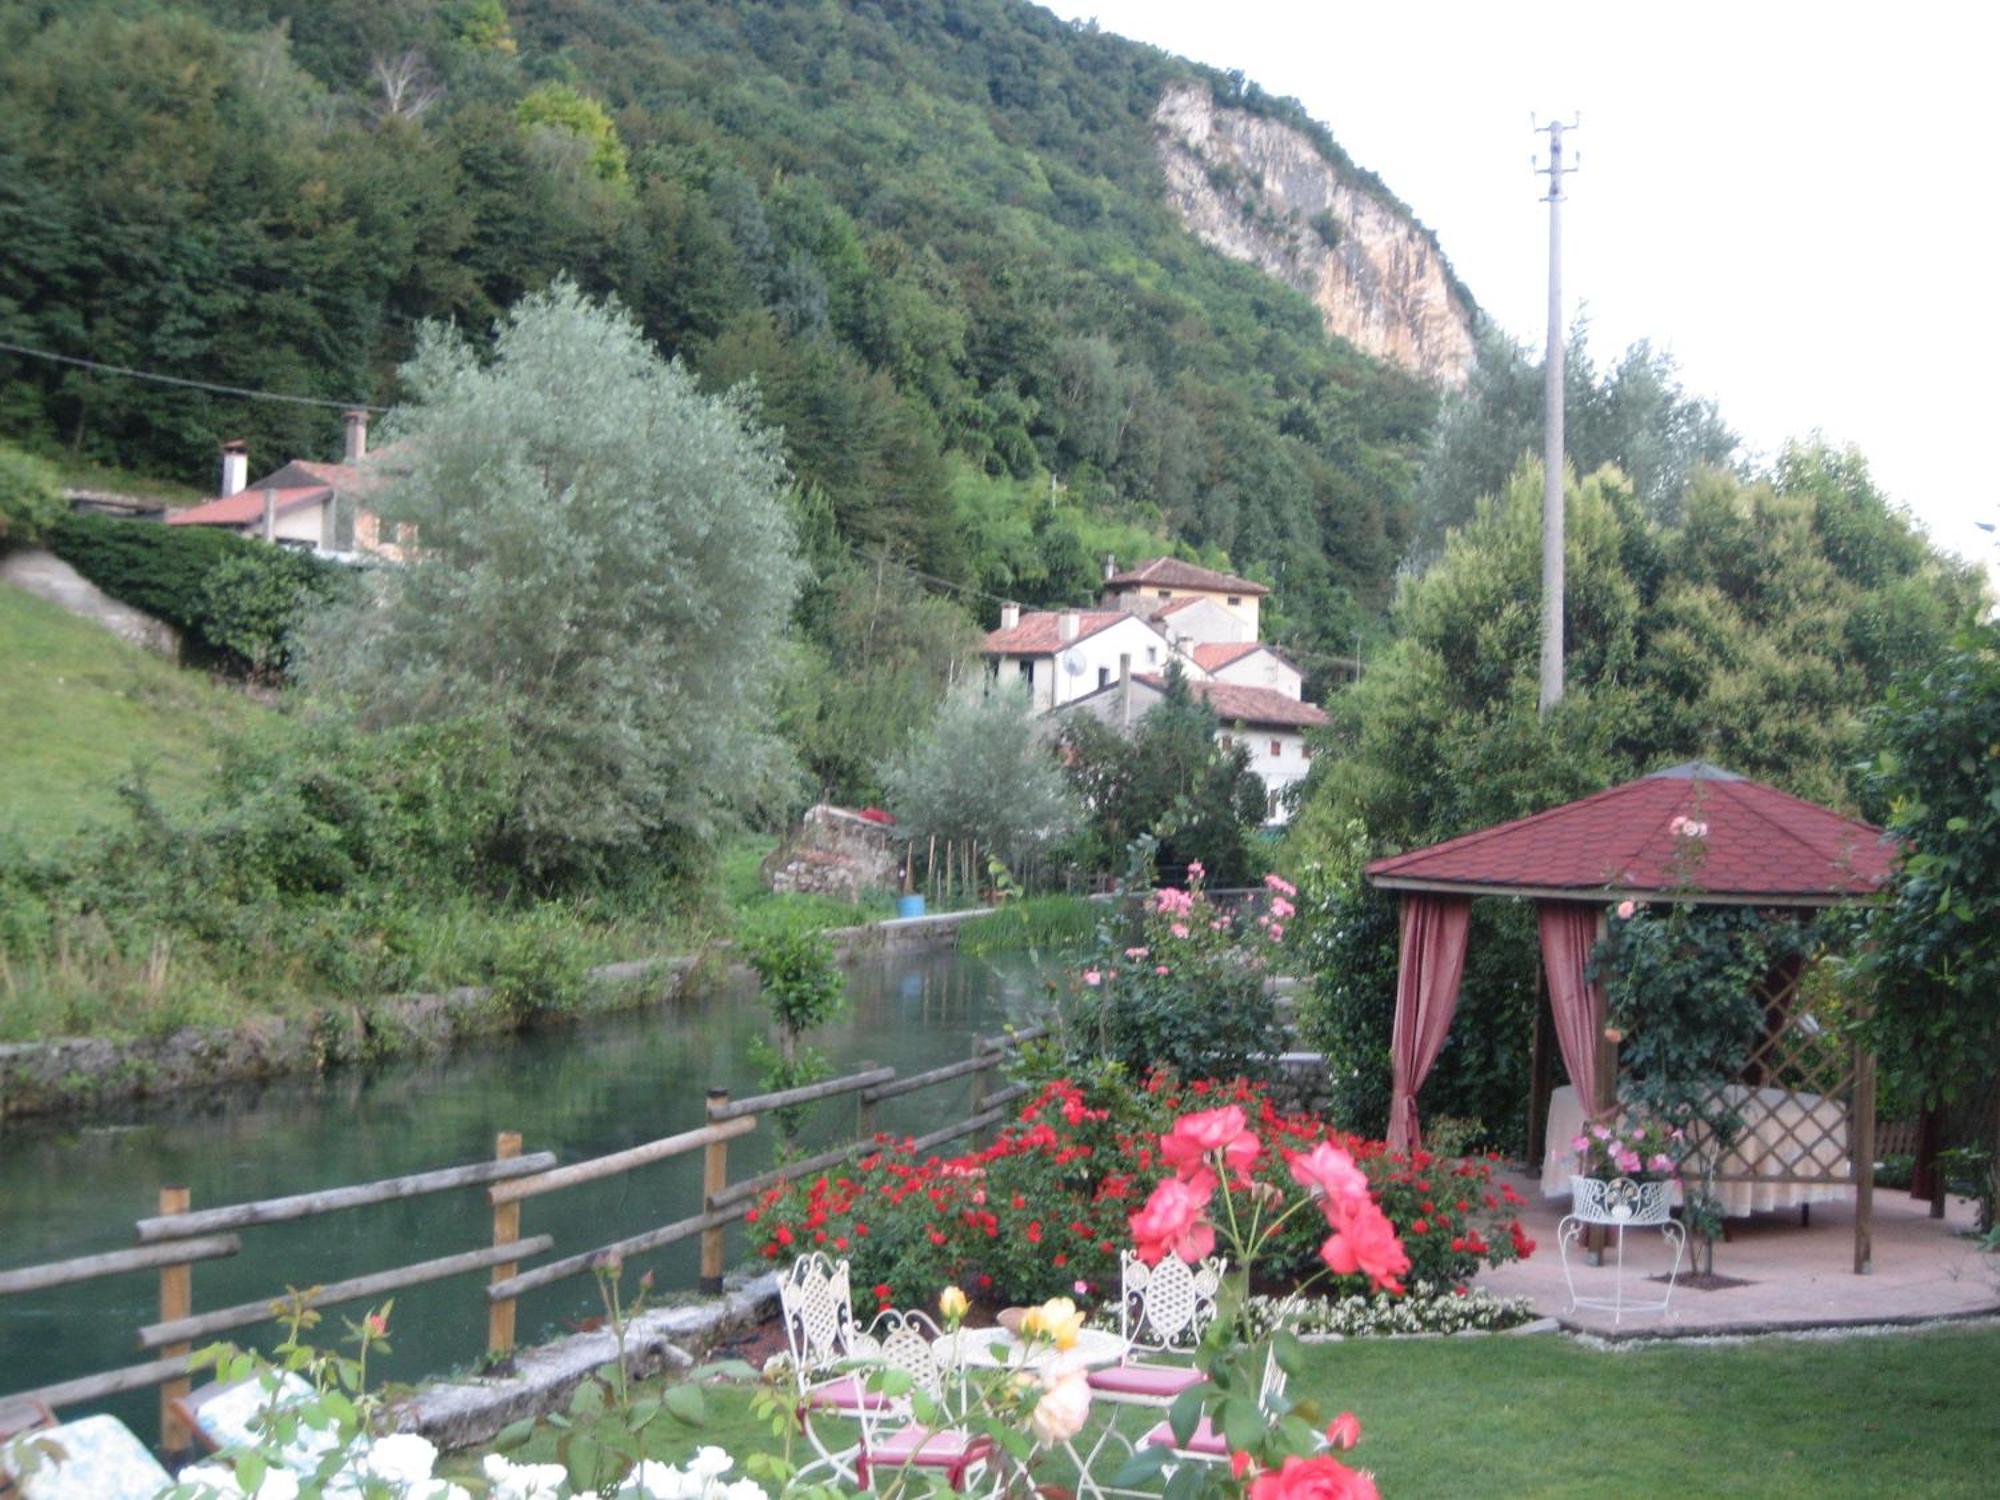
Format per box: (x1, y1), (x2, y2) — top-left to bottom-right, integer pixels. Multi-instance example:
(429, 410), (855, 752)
(0, 945), (1055, 1432)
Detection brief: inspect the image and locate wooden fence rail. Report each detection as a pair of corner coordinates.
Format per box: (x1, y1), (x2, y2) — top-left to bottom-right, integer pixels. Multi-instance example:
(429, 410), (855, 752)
(7, 1016), (1046, 1446)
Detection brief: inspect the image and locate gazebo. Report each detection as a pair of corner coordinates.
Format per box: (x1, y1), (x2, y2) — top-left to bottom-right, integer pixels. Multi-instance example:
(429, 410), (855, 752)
(1365, 761), (1897, 1273)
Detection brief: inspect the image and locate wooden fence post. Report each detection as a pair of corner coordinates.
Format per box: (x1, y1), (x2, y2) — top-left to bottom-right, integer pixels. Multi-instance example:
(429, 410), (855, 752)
(487, 1131), (523, 1358)
(1853, 1044), (1877, 1275)
(856, 1066), (878, 1146)
(157, 1185), (192, 1452)
(968, 1036), (989, 1117)
(701, 1089), (730, 1295)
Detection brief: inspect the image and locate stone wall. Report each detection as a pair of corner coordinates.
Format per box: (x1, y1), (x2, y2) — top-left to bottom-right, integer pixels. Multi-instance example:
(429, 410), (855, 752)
(762, 803), (901, 901)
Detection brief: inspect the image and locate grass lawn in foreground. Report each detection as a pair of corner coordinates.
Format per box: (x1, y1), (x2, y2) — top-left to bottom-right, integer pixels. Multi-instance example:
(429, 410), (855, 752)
(0, 583), (254, 845)
(447, 1323), (2000, 1497)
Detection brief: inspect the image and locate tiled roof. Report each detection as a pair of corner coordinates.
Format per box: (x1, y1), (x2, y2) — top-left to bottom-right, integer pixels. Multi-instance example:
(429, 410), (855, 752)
(1366, 761), (1896, 902)
(1133, 674), (1328, 729)
(165, 486), (329, 527)
(1191, 642), (1264, 671)
(983, 610), (1150, 655)
(1106, 557), (1268, 596)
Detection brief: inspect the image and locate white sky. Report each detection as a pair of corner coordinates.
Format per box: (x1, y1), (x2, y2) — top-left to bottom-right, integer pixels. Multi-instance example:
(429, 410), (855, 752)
(1044, 0), (2000, 576)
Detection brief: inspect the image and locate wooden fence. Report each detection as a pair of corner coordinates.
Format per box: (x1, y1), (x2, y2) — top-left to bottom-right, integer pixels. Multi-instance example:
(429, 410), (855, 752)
(0, 1025), (1042, 1447)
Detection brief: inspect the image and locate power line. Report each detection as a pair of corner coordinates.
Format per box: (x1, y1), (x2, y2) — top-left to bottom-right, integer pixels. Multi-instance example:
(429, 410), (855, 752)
(0, 338), (387, 413)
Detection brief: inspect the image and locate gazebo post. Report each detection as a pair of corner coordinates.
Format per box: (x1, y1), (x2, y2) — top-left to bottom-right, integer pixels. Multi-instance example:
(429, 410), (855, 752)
(1526, 978), (1553, 1172)
(1853, 1041), (1877, 1274)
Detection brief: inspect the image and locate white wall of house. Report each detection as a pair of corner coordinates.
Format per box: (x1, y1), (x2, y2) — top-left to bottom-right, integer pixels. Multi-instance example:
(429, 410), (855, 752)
(1157, 596), (1253, 648)
(1007, 614), (1177, 710)
(1217, 724), (1313, 825)
(1212, 649), (1304, 700)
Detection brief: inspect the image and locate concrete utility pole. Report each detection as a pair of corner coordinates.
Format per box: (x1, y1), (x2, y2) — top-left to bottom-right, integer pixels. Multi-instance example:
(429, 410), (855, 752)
(1534, 116), (1578, 719)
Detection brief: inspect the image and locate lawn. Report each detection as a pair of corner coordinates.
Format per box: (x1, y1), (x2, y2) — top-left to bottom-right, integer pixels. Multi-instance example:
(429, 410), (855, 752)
(448, 1324), (2000, 1497)
(0, 583), (255, 845)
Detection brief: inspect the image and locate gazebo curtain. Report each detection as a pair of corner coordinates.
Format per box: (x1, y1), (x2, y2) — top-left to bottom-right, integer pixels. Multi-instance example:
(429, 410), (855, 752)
(1386, 895), (1472, 1153)
(1537, 901), (1606, 1116)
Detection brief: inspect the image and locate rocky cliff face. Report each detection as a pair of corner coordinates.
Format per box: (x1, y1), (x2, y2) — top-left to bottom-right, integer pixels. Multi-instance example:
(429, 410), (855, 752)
(1154, 82), (1476, 389)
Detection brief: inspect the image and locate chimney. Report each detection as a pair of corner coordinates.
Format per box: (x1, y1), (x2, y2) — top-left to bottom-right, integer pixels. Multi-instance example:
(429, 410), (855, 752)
(220, 441), (248, 498)
(999, 601), (1021, 631)
(1059, 609), (1080, 643)
(261, 486), (277, 543)
(343, 409), (369, 464)
(1119, 652), (1133, 728)
(1103, 553), (1117, 583)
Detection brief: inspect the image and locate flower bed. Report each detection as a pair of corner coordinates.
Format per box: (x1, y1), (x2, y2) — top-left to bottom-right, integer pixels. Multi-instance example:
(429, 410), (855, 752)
(745, 1070), (1535, 1309)
(1240, 1285), (1539, 1341)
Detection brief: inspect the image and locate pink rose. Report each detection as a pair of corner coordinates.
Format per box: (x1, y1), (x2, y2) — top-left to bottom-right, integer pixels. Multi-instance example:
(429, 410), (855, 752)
(1287, 1142), (1369, 1209)
(1616, 899), (1636, 920)
(1170, 923), (1190, 939)
(1082, 970), (1102, 987)
(1247, 1453), (1381, 1500)
(1325, 1412), (1361, 1451)
(1129, 1177), (1216, 1266)
(1125, 947), (1149, 959)
(1320, 1199), (1410, 1294)
(1155, 965), (1170, 976)
(1160, 1106), (1261, 1185)
(1268, 922), (1285, 940)
(1187, 860), (1205, 879)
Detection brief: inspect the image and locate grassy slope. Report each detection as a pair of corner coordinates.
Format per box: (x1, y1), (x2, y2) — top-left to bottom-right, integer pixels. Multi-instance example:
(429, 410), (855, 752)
(0, 582), (253, 844)
(448, 1324), (2000, 1497)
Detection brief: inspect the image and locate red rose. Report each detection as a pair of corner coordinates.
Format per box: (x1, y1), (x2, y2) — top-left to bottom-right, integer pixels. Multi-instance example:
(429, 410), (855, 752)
(1128, 1177), (1216, 1266)
(1247, 1454), (1381, 1500)
(1160, 1105), (1261, 1186)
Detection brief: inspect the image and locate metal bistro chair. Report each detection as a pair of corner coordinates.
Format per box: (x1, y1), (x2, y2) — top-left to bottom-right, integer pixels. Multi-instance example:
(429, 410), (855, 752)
(1136, 1344), (1290, 1475)
(779, 1253), (887, 1483)
(851, 1308), (993, 1493)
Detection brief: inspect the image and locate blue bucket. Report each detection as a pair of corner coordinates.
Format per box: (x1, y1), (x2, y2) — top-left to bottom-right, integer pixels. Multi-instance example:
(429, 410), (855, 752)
(896, 894), (927, 919)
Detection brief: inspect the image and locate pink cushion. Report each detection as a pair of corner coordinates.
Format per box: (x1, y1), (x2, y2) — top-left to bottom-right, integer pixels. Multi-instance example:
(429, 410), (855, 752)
(805, 1375), (894, 1413)
(859, 1425), (995, 1488)
(1089, 1363), (1207, 1400)
(1142, 1416), (1229, 1457)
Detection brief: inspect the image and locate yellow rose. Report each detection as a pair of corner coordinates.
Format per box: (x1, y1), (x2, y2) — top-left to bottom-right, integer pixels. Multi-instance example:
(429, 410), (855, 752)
(1031, 1296), (1084, 1352)
(939, 1285), (969, 1323)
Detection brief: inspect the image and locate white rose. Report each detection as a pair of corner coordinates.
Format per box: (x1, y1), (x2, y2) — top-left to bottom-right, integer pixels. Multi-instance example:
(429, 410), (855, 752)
(1028, 1370), (1091, 1446)
(363, 1433), (438, 1486)
(482, 1454), (570, 1500)
(720, 1479), (769, 1500)
(687, 1446), (734, 1479)
(619, 1460), (694, 1499)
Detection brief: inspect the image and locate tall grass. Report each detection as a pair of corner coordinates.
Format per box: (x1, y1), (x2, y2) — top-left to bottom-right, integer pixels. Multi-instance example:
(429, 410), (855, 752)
(957, 895), (1099, 956)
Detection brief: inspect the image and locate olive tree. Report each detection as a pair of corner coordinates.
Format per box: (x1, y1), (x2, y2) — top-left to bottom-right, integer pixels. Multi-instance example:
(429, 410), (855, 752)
(300, 280), (800, 882)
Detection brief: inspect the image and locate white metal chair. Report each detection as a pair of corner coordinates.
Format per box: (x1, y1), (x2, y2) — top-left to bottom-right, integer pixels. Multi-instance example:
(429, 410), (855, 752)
(851, 1308), (993, 1492)
(778, 1253), (885, 1482)
(1136, 1344), (1290, 1471)
(1089, 1252), (1223, 1405)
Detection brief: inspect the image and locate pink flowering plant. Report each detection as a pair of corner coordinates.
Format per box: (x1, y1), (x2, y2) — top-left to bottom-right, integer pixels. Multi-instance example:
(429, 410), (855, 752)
(1570, 1117), (1681, 1183)
(1062, 870), (1293, 1084)
(1111, 1102), (1406, 1500)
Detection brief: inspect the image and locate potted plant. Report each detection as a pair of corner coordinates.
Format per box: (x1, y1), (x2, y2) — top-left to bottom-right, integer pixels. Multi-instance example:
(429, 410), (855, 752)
(1568, 1117), (1681, 1225)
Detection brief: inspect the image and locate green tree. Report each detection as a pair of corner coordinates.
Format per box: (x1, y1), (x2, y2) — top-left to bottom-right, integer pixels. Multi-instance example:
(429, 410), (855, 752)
(881, 680), (1077, 878)
(0, 443), (64, 547)
(298, 280), (801, 884)
(515, 81), (627, 187)
(1858, 623), (2000, 1219)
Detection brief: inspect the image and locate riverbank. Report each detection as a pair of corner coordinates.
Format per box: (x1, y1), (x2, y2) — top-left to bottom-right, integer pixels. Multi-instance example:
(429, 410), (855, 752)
(0, 907), (991, 1121)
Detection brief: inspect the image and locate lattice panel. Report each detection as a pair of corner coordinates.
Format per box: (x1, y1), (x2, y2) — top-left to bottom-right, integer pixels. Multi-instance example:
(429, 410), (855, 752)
(1690, 964), (1859, 1185)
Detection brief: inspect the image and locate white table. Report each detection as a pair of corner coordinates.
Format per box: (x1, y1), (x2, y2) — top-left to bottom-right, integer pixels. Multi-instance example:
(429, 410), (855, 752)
(1540, 1085), (1854, 1217)
(933, 1326), (1126, 1373)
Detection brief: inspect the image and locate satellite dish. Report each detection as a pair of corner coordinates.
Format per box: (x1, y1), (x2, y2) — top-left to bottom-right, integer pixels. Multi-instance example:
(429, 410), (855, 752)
(1061, 649), (1087, 677)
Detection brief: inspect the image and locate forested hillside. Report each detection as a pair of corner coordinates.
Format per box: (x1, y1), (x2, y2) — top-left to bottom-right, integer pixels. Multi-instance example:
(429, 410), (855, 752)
(0, 0), (1449, 718)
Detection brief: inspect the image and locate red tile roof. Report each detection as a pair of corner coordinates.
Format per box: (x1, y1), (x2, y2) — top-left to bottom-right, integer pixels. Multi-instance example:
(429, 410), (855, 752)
(983, 610), (1153, 655)
(1366, 762), (1895, 903)
(166, 485), (329, 527)
(1133, 674), (1328, 729)
(1191, 642), (1264, 672)
(1106, 557), (1268, 596)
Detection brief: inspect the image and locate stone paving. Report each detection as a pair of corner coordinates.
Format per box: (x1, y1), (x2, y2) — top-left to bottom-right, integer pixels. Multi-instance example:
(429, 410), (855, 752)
(1477, 1169), (1997, 1337)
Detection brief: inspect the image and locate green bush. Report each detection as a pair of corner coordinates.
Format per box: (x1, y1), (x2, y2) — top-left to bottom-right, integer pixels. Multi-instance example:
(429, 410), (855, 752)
(0, 443), (65, 547)
(482, 905), (591, 1029)
(46, 514), (352, 674)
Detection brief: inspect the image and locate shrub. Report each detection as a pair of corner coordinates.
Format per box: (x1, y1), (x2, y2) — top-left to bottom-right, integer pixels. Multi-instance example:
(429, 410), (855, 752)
(1054, 869), (1289, 1084)
(743, 1071), (1534, 1311)
(483, 904), (591, 1028)
(0, 443), (65, 547)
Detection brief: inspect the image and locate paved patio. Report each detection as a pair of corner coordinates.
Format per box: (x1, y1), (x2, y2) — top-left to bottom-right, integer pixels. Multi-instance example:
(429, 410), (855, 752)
(1477, 1170), (1998, 1337)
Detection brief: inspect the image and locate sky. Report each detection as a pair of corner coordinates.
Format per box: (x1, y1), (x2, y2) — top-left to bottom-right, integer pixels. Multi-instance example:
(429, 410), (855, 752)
(1043, 0), (2000, 577)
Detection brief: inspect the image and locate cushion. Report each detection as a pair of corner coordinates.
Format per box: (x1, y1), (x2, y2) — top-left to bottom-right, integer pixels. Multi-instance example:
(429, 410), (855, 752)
(859, 1424), (995, 1486)
(804, 1375), (895, 1414)
(1142, 1416), (1230, 1457)
(1, 1414), (175, 1500)
(1088, 1363), (1207, 1400)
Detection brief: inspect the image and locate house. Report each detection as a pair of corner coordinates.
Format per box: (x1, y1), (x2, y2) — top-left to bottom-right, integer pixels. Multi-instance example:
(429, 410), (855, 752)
(1101, 556), (1268, 639)
(981, 604), (1180, 712)
(1152, 594), (1254, 648)
(1189, 641), (1304, 700)
(165, 411), (403, 561)
(1059, 670), (1328, 825)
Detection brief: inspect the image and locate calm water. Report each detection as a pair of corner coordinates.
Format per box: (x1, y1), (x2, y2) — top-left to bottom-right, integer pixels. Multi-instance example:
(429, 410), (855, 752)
(0, 946), (1053, 1430)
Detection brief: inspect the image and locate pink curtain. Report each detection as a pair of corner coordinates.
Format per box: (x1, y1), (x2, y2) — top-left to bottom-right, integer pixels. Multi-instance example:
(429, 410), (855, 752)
(1386, 895), (1472, 1153)
(1538, 901), (1607, 1117)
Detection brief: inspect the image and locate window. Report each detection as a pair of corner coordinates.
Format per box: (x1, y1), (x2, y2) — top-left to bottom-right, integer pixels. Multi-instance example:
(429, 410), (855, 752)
(1228, 596), (1242, 606)
(1270, 739), (1282, 758)
(1219, 733), (1233, 750)
(1146, 646), (1158, 664)
(1267, 791), (1281, 819)
(1098, 667), (1110, 690)
(1157, 589), (1172, 599)
(1019, 659), (1034, 684)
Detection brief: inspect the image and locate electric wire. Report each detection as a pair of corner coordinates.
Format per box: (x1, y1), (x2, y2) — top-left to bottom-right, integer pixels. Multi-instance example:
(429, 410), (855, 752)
(0, 338), (387, 413)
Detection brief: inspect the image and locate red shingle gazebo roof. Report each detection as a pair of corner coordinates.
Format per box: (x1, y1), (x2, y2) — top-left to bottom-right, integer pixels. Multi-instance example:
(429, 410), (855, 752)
(1366, 762), (1896, 906)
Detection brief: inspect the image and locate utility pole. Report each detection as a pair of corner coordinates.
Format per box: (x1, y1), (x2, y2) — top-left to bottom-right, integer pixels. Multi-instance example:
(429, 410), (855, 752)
(1534, 116), (1578, 719)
